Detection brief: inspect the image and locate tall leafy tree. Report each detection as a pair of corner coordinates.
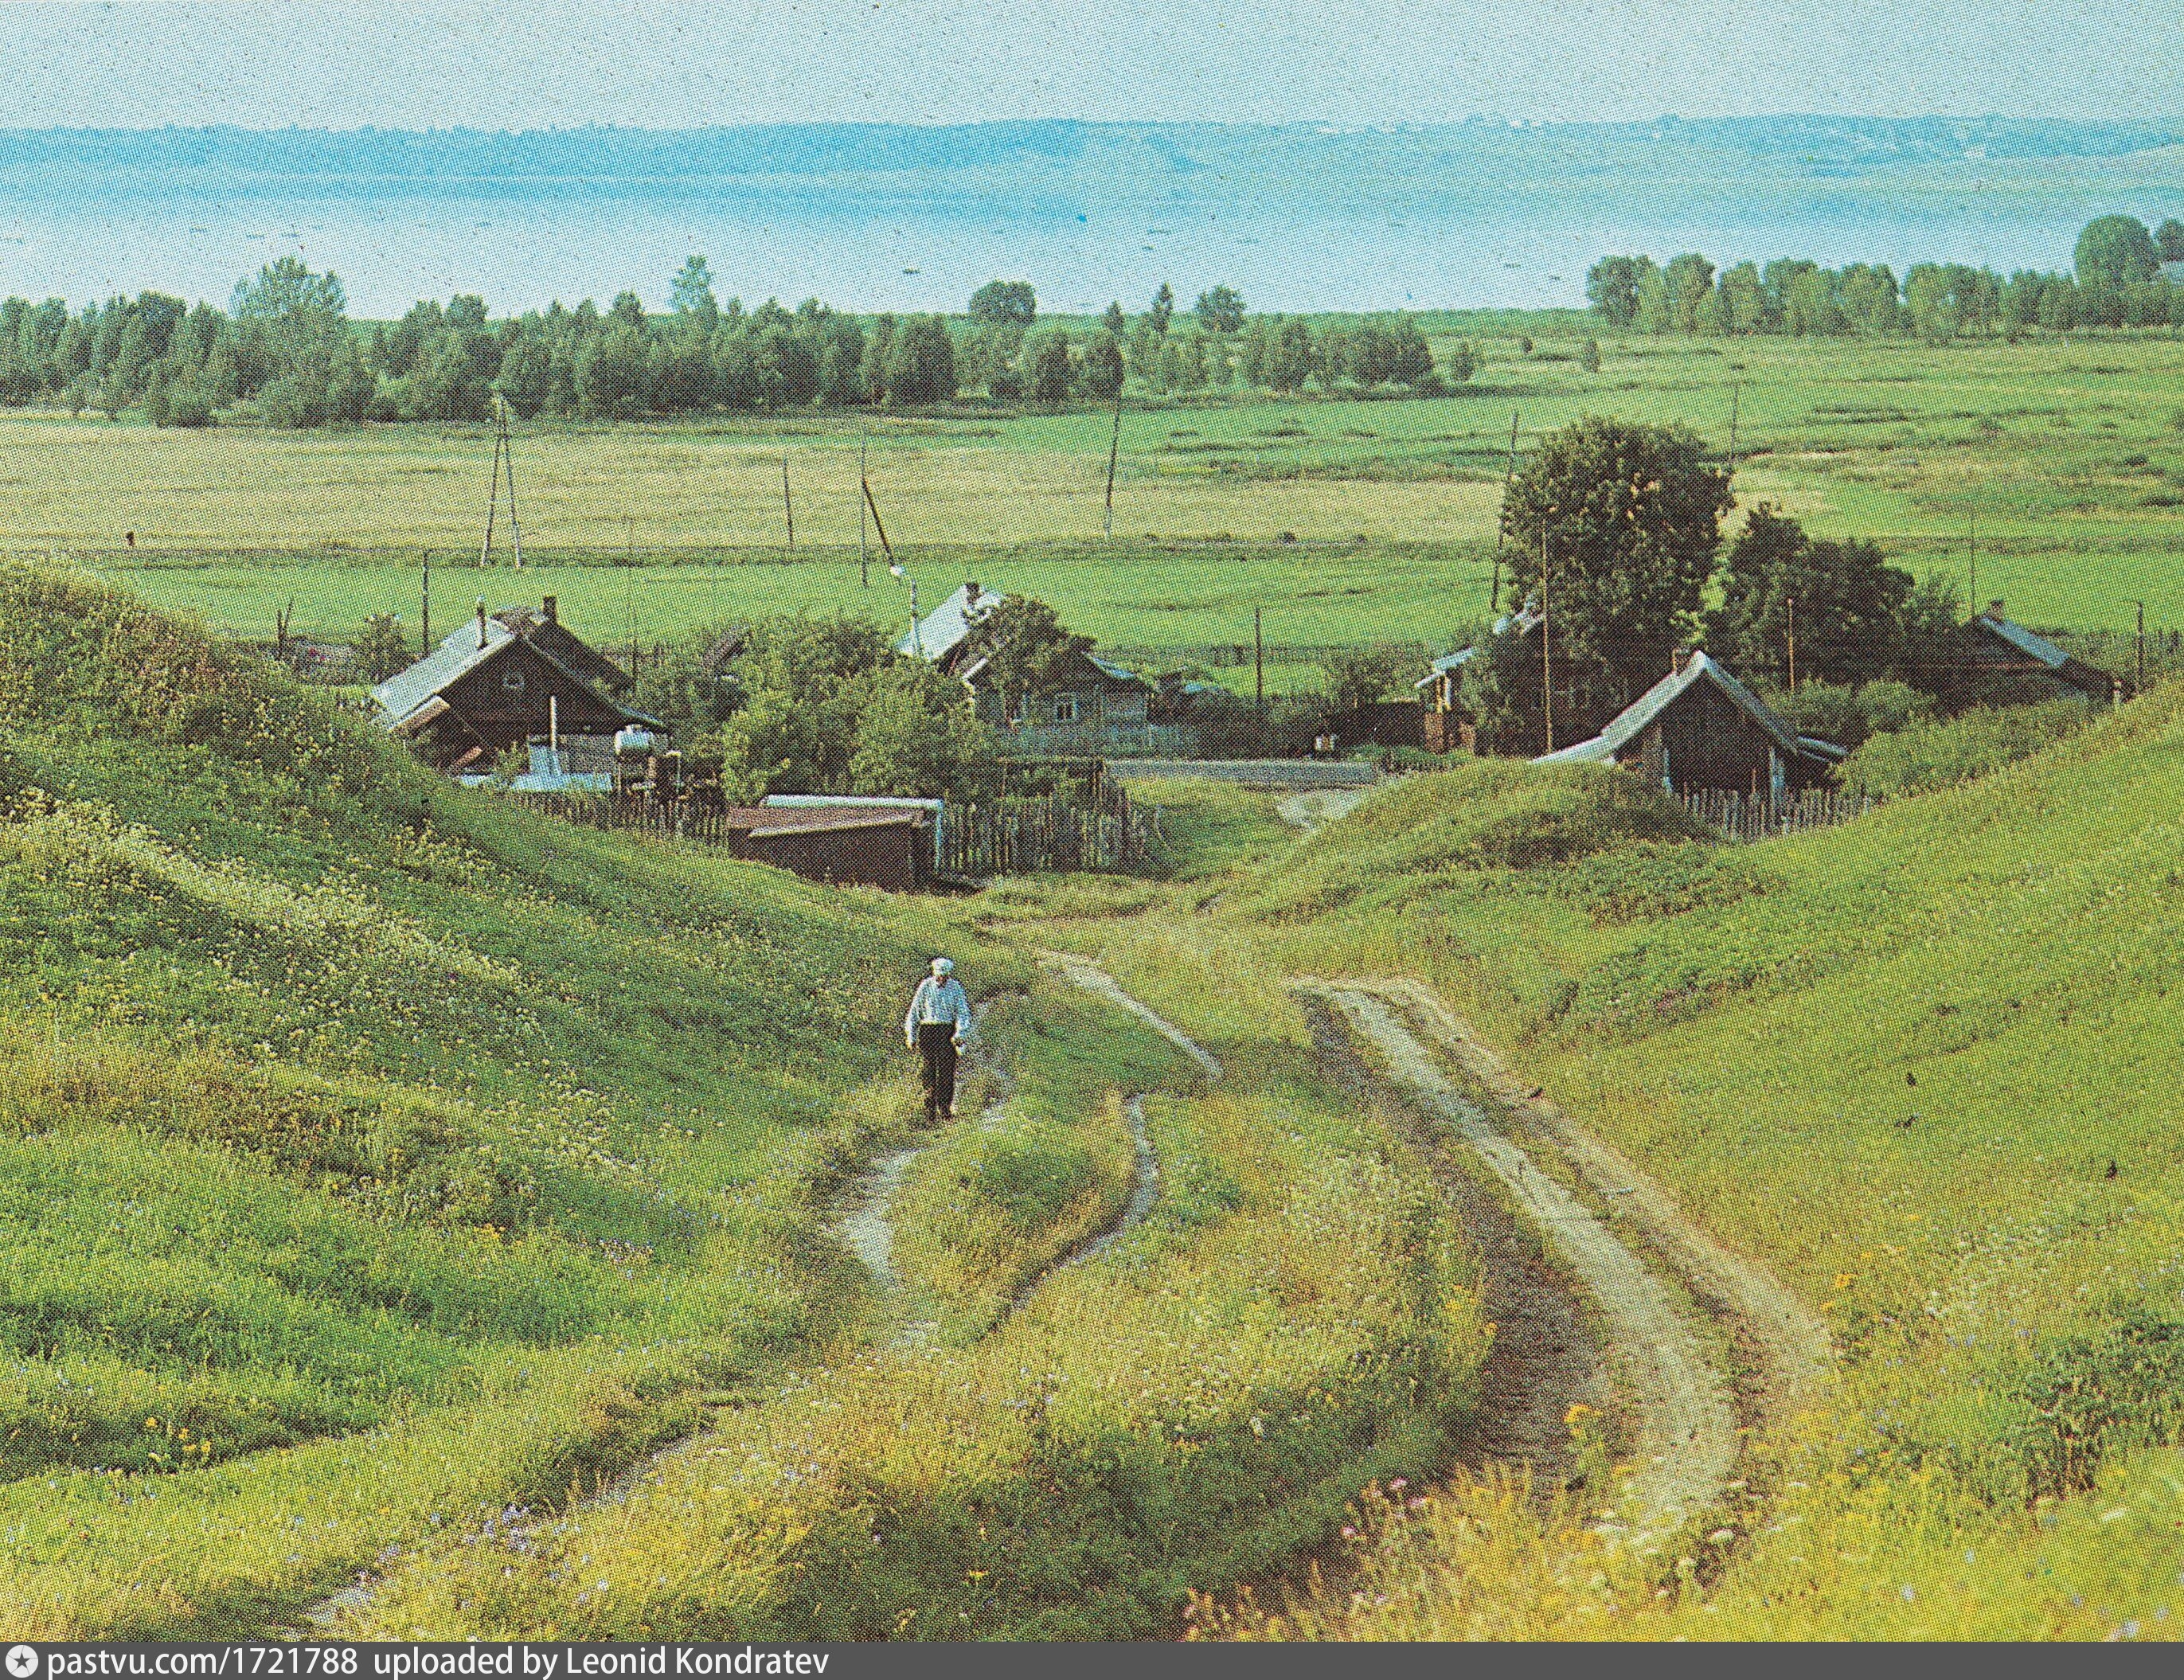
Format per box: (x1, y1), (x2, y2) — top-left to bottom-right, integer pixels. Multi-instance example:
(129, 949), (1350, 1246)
(1499, 416), (1733, 699)
(1026, 329), (1074, 403)
(1194, 284), (1245, 334)
(967, 280), (1037, 327)
(961, 596), (1092, 720)
(1147, 283), (1174, 335)
(1082, 331), (1124, 401)
(1709, 504), (1921, 690)
(1584, 256), (1642, 327)
(885, 315), (956, 404)
(2076, 215), (2160, 287)
(670, 255), (719, 326)
(2158, 219), (2184, 264)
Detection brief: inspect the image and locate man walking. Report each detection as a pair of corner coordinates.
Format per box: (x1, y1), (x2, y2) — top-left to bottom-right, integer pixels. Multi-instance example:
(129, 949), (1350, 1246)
(904, 956), (972, 1122)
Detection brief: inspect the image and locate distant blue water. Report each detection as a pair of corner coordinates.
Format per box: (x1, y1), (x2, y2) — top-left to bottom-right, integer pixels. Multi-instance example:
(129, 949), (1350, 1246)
(0, 121), (2167, 317)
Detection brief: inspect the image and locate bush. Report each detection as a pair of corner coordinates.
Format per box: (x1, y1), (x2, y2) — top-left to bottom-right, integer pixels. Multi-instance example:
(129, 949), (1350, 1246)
(1842, 695), (2092, 798)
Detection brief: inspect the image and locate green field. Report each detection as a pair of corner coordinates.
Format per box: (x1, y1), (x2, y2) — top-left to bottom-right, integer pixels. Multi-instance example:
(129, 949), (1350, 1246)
(14, 323), (2182, 680)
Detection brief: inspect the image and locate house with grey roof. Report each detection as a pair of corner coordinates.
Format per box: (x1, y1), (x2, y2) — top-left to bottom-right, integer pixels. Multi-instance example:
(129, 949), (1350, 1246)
(895, 580), (1005, 671)
(372, 596), (661, 773)
(1535, 650), (1842, 796)
(1959, 603), (2125, 705)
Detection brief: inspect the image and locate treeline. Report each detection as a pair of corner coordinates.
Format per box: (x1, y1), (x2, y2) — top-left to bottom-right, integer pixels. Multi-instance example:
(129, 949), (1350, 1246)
(0, 257), (1448, 429)
(1588, 212), (2184, 342)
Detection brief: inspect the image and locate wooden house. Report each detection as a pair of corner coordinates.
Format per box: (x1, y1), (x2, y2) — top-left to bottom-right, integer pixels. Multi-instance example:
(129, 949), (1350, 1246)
(899, 579), (1155, 748)
(373, 597), (660, 772)
(1959, 604), (2125, 706)
(1534, 650), (1843, 795)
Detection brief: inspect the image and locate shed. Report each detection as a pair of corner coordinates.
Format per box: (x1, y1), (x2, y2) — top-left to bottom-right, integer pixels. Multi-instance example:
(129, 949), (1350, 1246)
(717, 804), (929, 892)
(1960, 605), (2125, 705)
(1534, 650), (1841, 795)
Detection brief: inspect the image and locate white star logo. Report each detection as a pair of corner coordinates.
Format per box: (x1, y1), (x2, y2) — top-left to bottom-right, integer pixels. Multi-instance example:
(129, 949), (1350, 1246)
(6, 1647), (37, 1678)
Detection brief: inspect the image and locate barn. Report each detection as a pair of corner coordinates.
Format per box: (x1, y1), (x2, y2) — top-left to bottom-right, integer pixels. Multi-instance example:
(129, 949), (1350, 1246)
(1534, 650), (1843, 795)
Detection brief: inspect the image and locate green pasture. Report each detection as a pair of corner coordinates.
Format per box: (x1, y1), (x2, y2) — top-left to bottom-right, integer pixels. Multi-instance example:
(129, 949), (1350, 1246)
(2, 323), (2178, 660)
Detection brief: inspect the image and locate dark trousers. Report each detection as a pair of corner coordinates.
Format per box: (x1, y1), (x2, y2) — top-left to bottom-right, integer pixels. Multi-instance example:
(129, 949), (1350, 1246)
(916, 1024), (959, 1120)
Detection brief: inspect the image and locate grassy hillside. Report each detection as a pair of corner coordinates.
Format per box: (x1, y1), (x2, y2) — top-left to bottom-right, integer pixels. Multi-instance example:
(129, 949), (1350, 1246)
(1198, 695), (2184, 1635)
(0, 562), (979, 1637)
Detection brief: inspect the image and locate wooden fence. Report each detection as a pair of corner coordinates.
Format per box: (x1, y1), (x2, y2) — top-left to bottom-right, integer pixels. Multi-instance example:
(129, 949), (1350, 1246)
(1678, 787), (1881, 843)
(502, 783), (1169, 878)
(939, 781), (1168, 877)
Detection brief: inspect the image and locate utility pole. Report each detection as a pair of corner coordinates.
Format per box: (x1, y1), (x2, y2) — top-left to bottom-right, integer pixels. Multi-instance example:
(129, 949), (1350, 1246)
(478, 397), (522, 568)
(1726, 381), (1741, 486)
(1540, 530), (1554, 756)
(1103, 389), (1123, 539)
(1491, 408), (1518, 614)
(2135, 598), (2146, 694)
(858, 428), (869, 588)
(1253, 607), (1264, 717)
(1787, 593), (1797, 695)
(499, 398), (523, 570)
(420, 549), (431, 655)
(781, 453), (795, 555)
(1967, 507), (1978, 615)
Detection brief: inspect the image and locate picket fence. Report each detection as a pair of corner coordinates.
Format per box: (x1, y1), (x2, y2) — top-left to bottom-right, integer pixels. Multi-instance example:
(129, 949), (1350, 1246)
(1678, 787), (1881, 843)
(939, 782), (1168, 877)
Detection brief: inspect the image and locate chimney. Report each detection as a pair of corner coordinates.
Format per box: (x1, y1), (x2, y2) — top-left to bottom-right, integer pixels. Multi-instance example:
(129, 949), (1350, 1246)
(963, 581), (982, 605)
(1673, 646), (1694, 674)
(1986, 599), (2005, 619)
(475, 596), (488, 650)
(541, 595), (558, 623)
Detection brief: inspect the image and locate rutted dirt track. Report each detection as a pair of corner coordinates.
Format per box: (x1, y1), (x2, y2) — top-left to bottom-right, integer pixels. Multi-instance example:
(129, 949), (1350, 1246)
(305, 963), (1218, 1635)
(1297, 978), (1827, 1537)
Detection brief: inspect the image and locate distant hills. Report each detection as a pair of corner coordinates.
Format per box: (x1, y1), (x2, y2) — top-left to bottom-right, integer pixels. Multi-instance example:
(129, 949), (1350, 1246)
(4, 116), (2179, 194)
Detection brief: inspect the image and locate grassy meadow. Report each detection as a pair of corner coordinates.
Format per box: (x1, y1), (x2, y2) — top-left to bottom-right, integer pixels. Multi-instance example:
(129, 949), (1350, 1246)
(994, 691), (2184, 1638)
(0, 559), (1497, 1639)
(5, 321), (2176, 684)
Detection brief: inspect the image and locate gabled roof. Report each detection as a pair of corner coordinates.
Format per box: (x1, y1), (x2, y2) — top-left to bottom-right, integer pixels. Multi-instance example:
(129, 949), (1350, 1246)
(1969, 613), (2073, 672)
(896, 583), (1006, 662)
(1534, 651), (1813, 766)
(494, 605), (632, 693)
(373, 618), (519, 727)
(1085, 651), (1151, 690)
(372, 613), (662, 734)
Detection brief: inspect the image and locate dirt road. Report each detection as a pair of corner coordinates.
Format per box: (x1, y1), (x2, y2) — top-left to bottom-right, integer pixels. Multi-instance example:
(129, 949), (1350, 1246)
(1299, 979), (1780, 1538)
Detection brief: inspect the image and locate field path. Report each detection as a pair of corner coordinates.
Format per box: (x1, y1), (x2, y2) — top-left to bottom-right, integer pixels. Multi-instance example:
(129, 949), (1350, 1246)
(1274, 786), (1371, 833)
(1362, 979), (1830, 1421)
(1299, 980), (1743, 1535)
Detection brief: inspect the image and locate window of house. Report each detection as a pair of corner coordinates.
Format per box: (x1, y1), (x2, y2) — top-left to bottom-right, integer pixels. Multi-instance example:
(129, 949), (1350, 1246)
(1053, 694), (1078, 724)
(502, 669), (526, 693)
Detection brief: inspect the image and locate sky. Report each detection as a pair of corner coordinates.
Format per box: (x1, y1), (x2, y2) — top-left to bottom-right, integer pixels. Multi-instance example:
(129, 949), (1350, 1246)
(0, 0), (2177, 130)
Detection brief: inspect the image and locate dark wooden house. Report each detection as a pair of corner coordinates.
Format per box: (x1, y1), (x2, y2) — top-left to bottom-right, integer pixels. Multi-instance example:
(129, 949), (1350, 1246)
(963, 646), (1154, 733)
(1534, 651), (1842, 795)
(1959, 605), (2126, 706)
(373, 597), (660, 772)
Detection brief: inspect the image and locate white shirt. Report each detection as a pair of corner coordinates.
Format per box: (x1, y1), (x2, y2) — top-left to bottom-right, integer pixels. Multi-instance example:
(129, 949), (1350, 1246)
(904, 975), (972, 1039)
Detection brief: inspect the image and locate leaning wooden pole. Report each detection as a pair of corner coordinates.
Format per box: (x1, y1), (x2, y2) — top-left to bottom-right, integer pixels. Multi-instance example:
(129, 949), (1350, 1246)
(781, 454), (795, 555)
(478, 430), (501, 568)
(498, 400), (525, 571)
(1103, 390), (1123, 538)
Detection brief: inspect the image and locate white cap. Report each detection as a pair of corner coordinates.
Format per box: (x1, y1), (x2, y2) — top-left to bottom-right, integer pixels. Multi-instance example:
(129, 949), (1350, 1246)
(931, 956), (954, 975)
